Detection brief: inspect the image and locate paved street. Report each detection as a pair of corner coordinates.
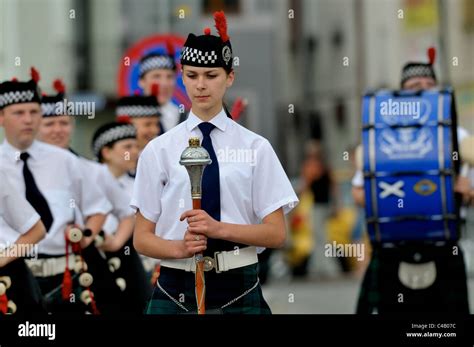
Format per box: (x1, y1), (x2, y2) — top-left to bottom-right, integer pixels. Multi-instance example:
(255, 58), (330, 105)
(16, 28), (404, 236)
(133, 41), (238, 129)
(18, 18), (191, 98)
(262, 266), (474, 314)
(263, 275), (361, 314)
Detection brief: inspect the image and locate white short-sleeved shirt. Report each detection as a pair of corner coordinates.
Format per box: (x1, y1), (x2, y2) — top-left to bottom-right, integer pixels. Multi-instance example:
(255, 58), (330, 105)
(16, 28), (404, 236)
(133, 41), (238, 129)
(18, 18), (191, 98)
(0, 170), (40, 246)
(131, 108), (299, 253)
(160, 101), (181, 132)
(118, 173), (136, 199)
(118, 169), (159, 267)
(77, 159), (134, 235)
(0, 140), (112, 255)
(352, 127), (471, 187)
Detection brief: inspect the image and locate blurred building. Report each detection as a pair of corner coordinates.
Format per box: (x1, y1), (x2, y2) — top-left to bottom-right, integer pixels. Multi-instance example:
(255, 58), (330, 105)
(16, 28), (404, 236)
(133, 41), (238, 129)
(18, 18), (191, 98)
(0, 0), (473, 176)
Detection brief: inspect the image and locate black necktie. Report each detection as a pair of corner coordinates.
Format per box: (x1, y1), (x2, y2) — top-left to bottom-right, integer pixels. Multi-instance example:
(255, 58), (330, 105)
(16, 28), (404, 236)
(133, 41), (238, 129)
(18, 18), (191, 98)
(198, 122), (246, 255)
(198, 122), (221, 222)
(20, 152), (53, 231)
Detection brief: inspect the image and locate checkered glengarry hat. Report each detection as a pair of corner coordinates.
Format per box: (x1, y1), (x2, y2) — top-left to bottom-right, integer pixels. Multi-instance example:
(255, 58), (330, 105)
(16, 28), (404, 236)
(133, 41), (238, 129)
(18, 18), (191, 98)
(92, 122), (137, 160)
(116, 84), (161, 123)
(41, 79), (67, 117)
(180, 11), (233, 73)
(0, 67), (42, 109)
(401, 47), (437, 87)
(139, 41), (177, 78)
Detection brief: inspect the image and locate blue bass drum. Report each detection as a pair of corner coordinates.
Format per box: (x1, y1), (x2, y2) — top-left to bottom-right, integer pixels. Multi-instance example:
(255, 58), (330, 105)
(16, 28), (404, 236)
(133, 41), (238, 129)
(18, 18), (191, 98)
(361, 88), (460, 243)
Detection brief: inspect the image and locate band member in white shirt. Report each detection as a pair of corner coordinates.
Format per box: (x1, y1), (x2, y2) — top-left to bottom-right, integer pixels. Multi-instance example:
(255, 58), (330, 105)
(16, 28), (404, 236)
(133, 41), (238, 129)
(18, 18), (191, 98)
(0, 68), (111, 313)
(0, 170), (46, 314)
(37, 78), (137, 313)
(138, 42), (182, 132)
(132, 11), (298, 314)
(92, 121), (150, 313)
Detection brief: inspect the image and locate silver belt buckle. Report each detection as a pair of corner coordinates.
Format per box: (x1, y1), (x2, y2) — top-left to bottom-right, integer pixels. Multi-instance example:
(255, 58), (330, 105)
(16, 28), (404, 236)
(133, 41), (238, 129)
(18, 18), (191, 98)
(203, 256), (215, 272)
(196, 253), (222, 273)
(28, 261), (43, 277)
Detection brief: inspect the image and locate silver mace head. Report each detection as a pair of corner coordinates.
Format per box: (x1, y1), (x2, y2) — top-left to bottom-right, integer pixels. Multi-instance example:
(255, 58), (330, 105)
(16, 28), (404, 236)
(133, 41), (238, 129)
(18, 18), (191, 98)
(179, 137), (212, 199)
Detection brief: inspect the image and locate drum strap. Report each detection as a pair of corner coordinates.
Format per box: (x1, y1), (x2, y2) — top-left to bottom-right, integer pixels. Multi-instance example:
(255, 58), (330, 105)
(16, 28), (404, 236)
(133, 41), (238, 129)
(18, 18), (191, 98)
(368, 96), (381, 242)
(436, 93), (451, 239)
(364, 169), (454, 178)
(362, 119), (452, 130)
(367, 214), (457, 224)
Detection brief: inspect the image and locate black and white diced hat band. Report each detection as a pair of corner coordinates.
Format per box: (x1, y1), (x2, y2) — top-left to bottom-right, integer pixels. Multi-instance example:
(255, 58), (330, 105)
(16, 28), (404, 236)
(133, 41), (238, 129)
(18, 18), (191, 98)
(116, 105), (161, 117)
(180, 11), (233, 72)
(0, 90), (36, 108)
(41, 101), (64, 116)
(0, 67), (42, 109)
(92, 122), (136, 158)
(181, 47), (218, 65)
(139, 56), (175, 77)
(401, 65), (436, 85)
(139, 41), (177, 77)
(116, 92), (161, 119)
(400, 47), (437, 87)
(41, 79), (67, 117)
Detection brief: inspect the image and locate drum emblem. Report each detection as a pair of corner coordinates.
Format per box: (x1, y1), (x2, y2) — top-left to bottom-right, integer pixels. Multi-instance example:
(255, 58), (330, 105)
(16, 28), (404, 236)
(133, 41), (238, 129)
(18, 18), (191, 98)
(379, 128), (433, 159)
(378, 180), (405, 198)
(413, 179), (437, 196)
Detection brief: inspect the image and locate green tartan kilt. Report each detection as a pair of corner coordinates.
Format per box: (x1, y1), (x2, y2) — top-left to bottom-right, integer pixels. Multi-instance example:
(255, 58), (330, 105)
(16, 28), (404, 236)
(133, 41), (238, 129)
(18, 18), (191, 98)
(146, 263), (271, 314)
(356, 243), (470, 314)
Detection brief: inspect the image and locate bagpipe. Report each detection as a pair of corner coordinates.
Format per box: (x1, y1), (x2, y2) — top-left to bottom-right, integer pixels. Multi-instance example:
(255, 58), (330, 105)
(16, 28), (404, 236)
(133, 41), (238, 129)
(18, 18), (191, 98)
(360, 88), (464, 244)
(39, 223), (115, 314)
(64, 226), (128, 314)
(61, 225), (100, 314)
(0, 275), (16, 314)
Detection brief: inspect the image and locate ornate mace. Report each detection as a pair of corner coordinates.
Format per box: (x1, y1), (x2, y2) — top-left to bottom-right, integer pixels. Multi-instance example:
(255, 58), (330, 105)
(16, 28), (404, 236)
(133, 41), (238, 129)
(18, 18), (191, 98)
(180, 137), (212, 314)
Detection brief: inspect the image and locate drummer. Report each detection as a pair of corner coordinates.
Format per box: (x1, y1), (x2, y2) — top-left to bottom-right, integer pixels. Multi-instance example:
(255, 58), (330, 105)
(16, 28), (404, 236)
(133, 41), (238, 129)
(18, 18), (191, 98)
(352, 47), (470, 314)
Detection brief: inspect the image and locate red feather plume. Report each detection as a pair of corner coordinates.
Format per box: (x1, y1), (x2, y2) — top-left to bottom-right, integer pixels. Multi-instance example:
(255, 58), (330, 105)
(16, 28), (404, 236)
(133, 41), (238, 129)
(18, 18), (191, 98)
(53, 79), (66, 94)
(230, 97), (248, 121)
(30, 67), (40, 83)
(214, 11), (229, 42)
(166, 40), (175, 58)
(427, 47), (436, 65)
(116, 115), (131, 124)
(151, 83), (159, 97)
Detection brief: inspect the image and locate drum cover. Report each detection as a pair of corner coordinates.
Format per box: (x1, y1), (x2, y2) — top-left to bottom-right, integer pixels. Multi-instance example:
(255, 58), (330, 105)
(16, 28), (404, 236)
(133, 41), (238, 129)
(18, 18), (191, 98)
(361, 89), (460, 243)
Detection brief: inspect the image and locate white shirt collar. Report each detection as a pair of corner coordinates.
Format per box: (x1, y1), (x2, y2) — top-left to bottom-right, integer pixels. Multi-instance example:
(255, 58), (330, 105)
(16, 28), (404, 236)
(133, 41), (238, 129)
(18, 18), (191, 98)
(1, 139), (41, 161)
(186, 107), (229, 133)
